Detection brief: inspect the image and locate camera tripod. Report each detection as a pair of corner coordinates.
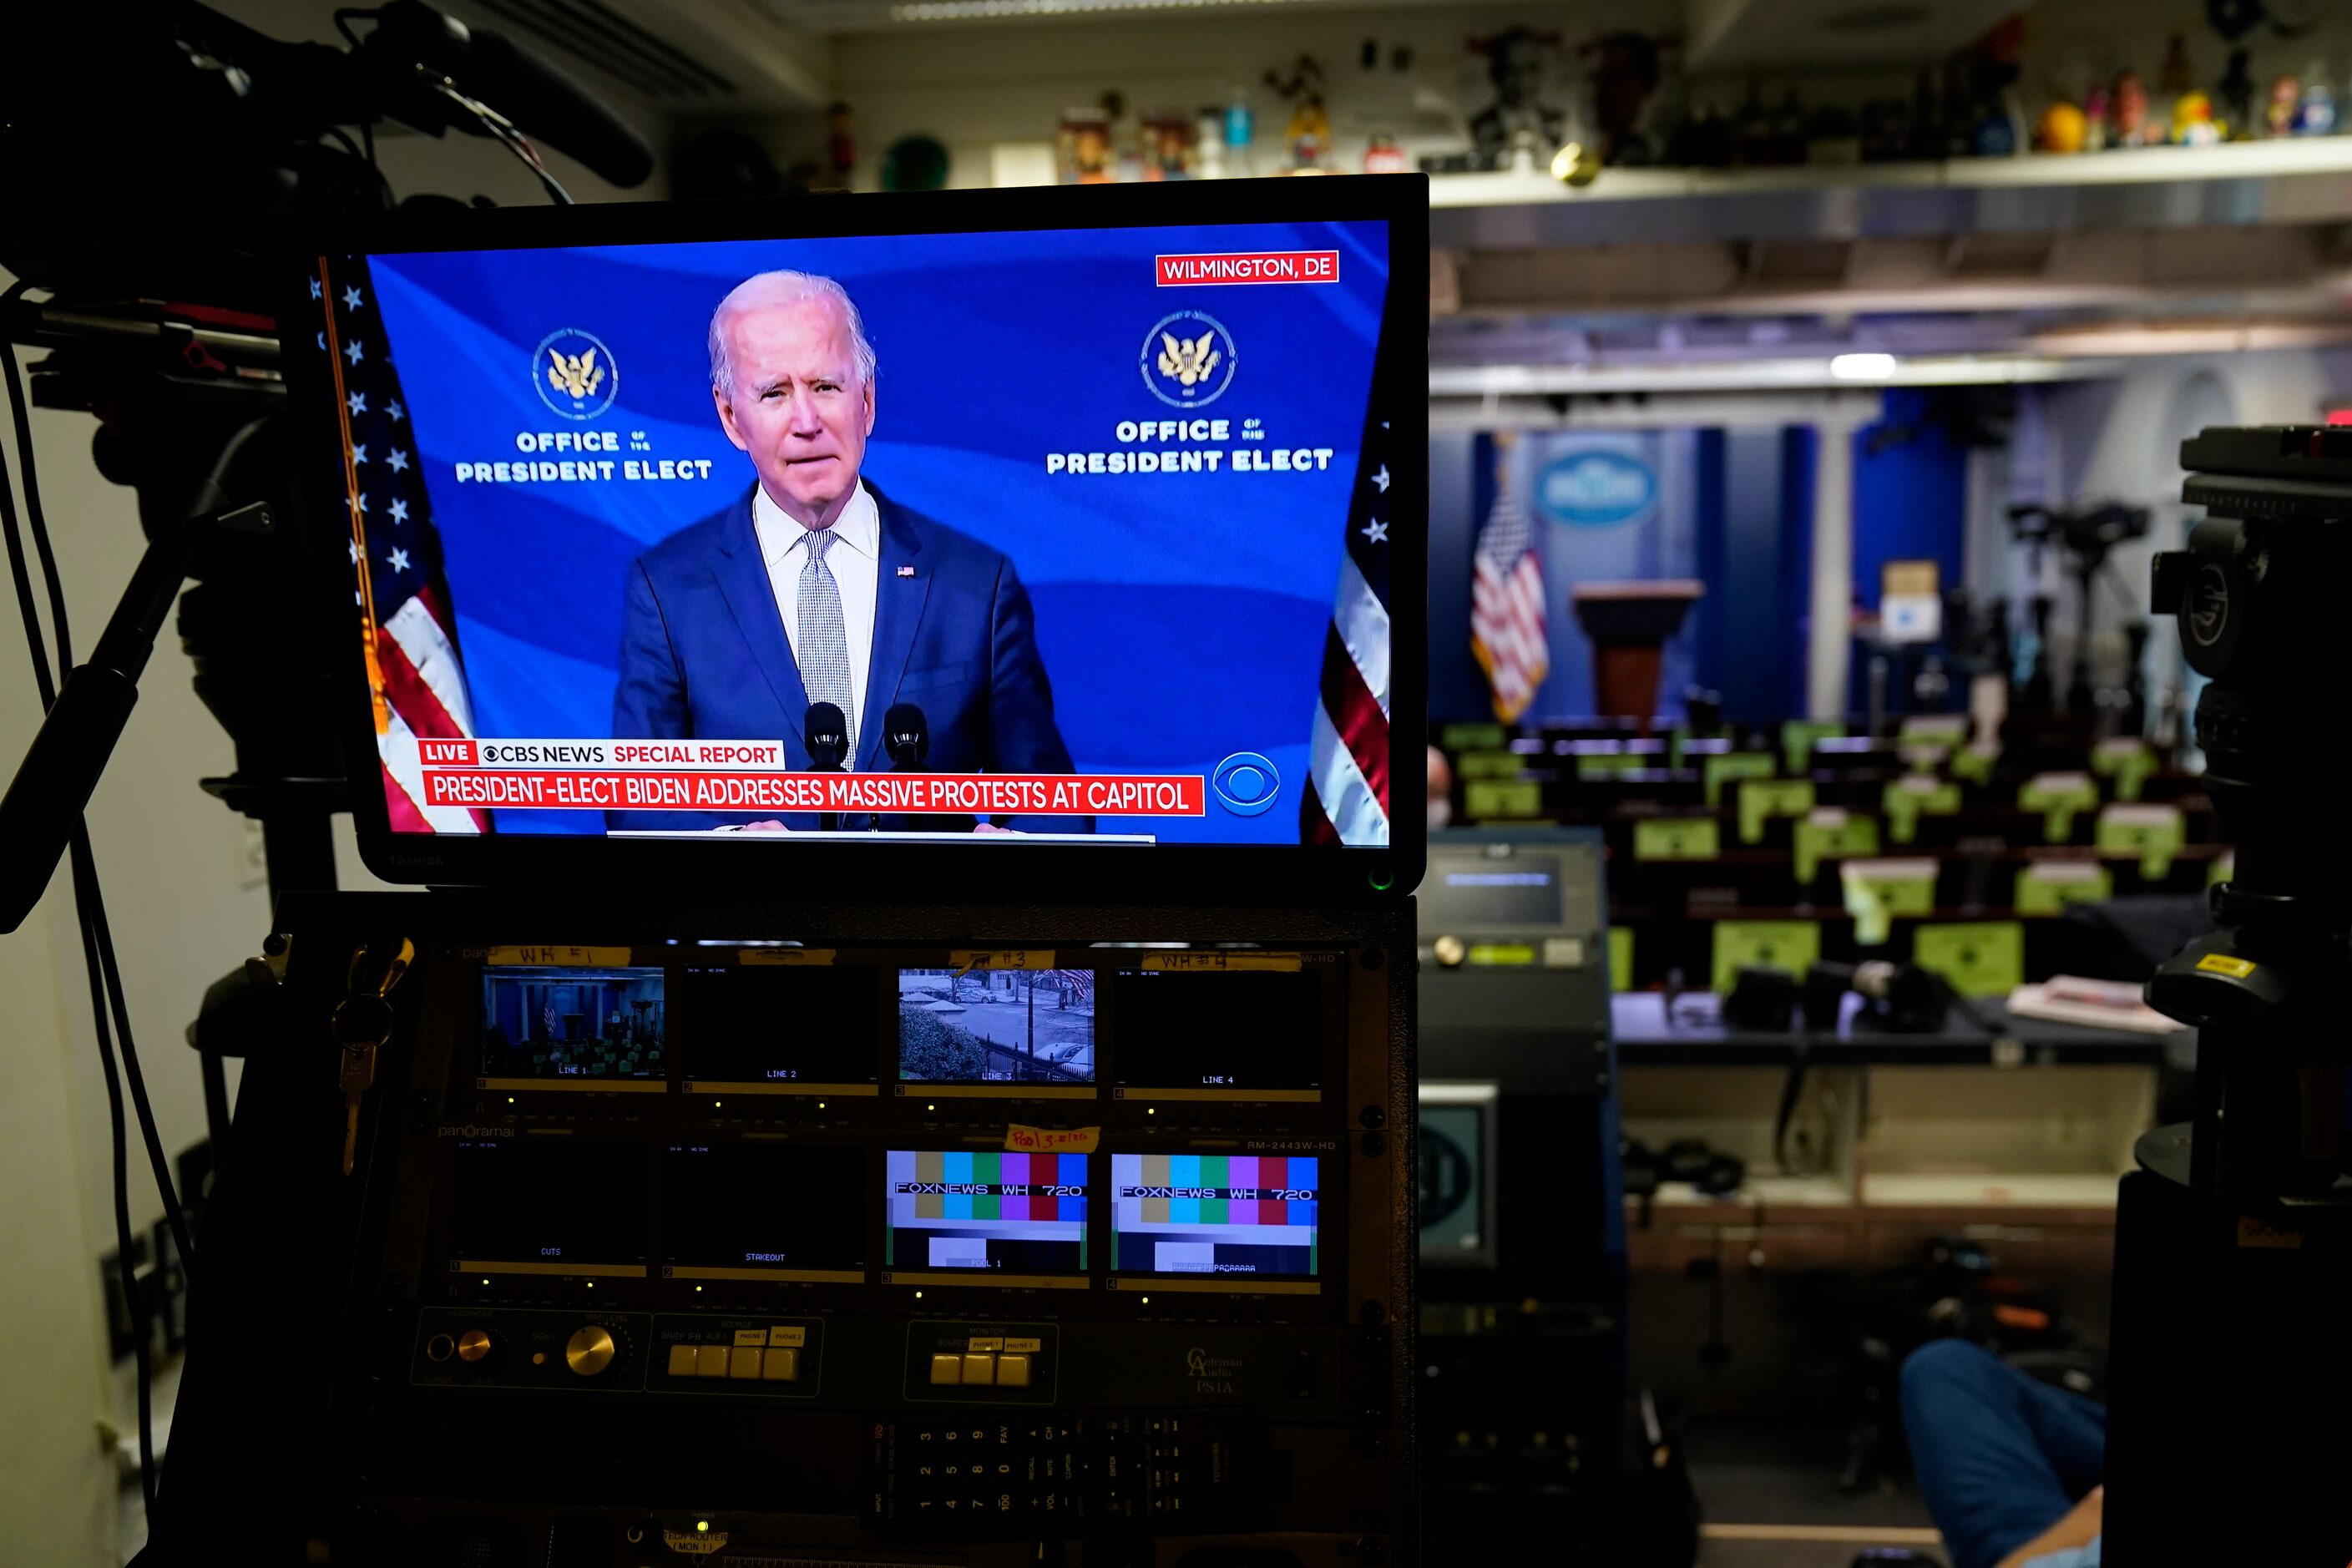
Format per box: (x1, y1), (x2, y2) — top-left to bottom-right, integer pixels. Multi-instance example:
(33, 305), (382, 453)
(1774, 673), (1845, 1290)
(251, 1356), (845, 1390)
(2102, 427), (2352, 1564)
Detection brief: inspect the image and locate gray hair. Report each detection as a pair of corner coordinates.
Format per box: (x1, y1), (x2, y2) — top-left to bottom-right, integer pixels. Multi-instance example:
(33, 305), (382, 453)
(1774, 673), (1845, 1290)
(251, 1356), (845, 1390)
(707, 271), (878, 397)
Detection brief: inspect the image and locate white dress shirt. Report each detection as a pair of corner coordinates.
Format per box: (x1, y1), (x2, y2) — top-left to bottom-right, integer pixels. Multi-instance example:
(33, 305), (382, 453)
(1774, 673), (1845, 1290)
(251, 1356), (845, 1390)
(752, 480), (880, 761)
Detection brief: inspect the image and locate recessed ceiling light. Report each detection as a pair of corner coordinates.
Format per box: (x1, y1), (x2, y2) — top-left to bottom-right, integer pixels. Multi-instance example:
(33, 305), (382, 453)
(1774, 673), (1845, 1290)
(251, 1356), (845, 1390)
(1830, 352), (1899, 380)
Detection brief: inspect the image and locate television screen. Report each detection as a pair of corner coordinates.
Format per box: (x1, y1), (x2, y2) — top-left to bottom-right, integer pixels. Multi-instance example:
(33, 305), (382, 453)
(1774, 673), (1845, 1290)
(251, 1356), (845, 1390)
(299, 187), (1416, 881)
(884, 1149), (1087, 1280)
(478, 965), (666, 1085)
(1110, 1152), (1319, 1281)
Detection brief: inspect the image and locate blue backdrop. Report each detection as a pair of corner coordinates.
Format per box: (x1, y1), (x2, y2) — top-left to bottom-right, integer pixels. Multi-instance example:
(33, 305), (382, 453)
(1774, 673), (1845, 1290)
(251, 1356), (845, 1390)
(367, 221), (1391, 839)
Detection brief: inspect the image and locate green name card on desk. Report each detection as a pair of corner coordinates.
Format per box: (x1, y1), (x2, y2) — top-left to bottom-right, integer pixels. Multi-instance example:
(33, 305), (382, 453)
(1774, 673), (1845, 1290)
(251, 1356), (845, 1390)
(1609, 926), (1633, 994)
(1840, 857), (1938, 946)
(2097, 803), (2186, 879)
(2092, 736), (2157, 802)
(1883, 775), (1961, 843)
(1576, 751), (1645, 780)
(1899, 741), (1951, 772)
(2019, 771), (2099, 842)
(1793, 809), (1881, 883)
(1913, 921), (2026, 998)
(1711, 920), (1822, 993)
(1634, 817), (1721, 861)
(1442, 722), (1507, 752)
(1457, 750), (1528, 780)
(1950, 742), (2000, 785)
(1464, 779), (1543, 821)
(1738, 777), (1818, 844)
(1781, 720), (1845, 775)
(1899, 715), (1969, 745)
(1703, 751), (1776, 807)
(2016, 860), (2113, 914)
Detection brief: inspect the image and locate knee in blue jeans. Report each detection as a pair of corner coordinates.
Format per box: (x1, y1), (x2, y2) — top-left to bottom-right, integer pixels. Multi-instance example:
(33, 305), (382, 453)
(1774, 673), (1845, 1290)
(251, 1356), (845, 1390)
(1900, 1338), (2004, 1414)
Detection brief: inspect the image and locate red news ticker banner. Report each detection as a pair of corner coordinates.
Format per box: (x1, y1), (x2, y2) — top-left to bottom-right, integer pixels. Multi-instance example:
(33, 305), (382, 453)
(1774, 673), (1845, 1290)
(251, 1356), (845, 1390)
(1155, 250), (1339, 286)
(412, 739), (1202, 816)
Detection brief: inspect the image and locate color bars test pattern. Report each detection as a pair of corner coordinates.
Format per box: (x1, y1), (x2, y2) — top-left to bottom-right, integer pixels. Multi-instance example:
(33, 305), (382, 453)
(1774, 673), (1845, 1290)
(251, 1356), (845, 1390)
(1111, 1153), (1320, 1277)
(886, 1151), (1089, 1269)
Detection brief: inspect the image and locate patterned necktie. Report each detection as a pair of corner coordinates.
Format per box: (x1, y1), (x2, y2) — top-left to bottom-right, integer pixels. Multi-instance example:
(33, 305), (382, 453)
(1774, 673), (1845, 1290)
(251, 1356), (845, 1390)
(796, 526), (856, 763)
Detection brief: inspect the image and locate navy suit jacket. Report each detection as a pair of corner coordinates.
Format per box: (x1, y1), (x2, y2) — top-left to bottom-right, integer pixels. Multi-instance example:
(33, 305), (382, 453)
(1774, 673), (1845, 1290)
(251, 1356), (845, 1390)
(608, 483), (1080, 832)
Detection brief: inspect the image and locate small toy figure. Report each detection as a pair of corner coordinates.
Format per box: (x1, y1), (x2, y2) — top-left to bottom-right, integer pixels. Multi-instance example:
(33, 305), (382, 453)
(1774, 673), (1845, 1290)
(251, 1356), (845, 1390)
(2295, 67), (2337, 136)
(2110, 70), (2150, 146)
(2268, 73), (2301, 138)
(1264, 55), (1331, 171)
(1464, 28), (1565, 172)
(2172, 91), (2222, 145)
(2037, 102), (2088, 154)
(1363, 134), (1409, 174)
(2217, 49), (2256, 139)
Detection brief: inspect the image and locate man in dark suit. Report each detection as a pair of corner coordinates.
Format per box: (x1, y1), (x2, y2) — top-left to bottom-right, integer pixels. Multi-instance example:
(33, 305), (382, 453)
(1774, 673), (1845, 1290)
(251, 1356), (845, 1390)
(609, 270), (1078, 832)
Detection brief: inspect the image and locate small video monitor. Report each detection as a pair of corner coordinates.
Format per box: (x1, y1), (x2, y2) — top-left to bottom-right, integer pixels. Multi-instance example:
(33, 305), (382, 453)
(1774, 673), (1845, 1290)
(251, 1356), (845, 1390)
(895, 966), (1095, 1096)
(478, 965), (666, 1090)
(1110, 1152), (1320, 1287)
(883, 1150), (1089, 1287)
(1110, 968), (1326, 1100)
(450, 1139), (647, 1272)
(1418, 1082), (1499, 1268)
(682, 963), (879, 1095)
(661, 1142), (866, 1282)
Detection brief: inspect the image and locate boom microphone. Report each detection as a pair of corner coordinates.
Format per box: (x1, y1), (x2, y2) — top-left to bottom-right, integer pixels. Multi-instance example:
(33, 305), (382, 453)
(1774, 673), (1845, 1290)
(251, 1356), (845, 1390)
(804, 702), (850, 771)
(883, 703), (929, 769)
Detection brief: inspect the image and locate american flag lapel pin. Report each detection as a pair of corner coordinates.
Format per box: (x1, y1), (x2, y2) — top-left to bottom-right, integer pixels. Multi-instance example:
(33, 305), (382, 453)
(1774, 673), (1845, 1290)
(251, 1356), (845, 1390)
(898, 565), (916, 577)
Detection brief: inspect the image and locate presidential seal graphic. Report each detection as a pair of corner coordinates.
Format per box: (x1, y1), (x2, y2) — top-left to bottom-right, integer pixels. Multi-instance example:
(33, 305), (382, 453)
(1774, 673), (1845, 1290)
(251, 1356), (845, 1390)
(534, 326), (620, 420)
(1141, 311), (1237, 408)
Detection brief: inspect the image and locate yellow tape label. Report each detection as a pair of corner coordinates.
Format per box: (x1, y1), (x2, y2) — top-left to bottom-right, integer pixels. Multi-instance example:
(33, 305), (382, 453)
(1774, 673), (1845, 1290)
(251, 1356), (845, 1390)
(766, 1326), (807, 1348)
(2196, 953), (2257, 979)
(1136, 952), (1303, 972)
(2238, 1216), (2303, 1250)
(738, 948), (837, 965)
(1005, 1124), (1100, 1155)
(484, 945), (632, 967)
(952, 949), (1058, 973)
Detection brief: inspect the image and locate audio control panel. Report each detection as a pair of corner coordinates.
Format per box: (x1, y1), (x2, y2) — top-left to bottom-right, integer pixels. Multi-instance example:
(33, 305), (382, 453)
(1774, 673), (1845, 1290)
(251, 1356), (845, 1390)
(302, 896), (1414, 1568)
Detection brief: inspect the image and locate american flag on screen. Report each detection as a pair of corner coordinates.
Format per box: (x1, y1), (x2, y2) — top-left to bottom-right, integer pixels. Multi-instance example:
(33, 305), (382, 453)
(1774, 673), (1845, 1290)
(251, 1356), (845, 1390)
(1301, 407), (1393, 847)
(314, 260), (487, 833)
(1469, 435), (1548, 722)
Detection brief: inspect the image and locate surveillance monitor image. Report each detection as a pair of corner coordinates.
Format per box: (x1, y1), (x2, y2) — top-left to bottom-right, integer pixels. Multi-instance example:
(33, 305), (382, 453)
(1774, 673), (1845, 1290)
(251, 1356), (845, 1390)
(296, 186), (1418, 880)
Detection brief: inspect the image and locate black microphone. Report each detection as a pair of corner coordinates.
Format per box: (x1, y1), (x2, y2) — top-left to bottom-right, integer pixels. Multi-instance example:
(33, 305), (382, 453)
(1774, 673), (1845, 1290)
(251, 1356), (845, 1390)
(366, 0), (656, 189)
(804, 701), (847, 832)
(883, 703), (928, 770)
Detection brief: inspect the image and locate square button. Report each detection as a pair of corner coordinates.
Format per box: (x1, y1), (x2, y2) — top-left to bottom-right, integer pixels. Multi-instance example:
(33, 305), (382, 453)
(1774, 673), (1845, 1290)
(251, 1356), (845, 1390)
(997, 1354), (1031, 1388)
(762, 1348), (800, 1383)
(666, 1344), (698, 1378)
(697, 1346), (732, 1378)
(730, 1348), (764, 1379)
(961, 1354), (996, 1386)
(929, 1353), (964, 1386)
(733, 1328), (768, 1348)
(768, 1325), (807, 1348)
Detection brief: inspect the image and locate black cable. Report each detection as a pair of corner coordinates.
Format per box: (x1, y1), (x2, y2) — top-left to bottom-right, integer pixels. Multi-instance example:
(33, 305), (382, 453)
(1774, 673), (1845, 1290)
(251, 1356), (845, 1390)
(0, 433), (154, 1509)
(0, 311), (196, 1275)
(71, 830), (156, 1513)
(1, 286), (72, 678)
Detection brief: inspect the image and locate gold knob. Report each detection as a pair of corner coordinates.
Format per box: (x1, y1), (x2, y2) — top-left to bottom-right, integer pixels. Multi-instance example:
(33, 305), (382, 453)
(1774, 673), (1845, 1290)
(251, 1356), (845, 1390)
(456, 1328), (493, 1363)
(1434, 934), (1466, 968)
(566, 1325), (617, 1378)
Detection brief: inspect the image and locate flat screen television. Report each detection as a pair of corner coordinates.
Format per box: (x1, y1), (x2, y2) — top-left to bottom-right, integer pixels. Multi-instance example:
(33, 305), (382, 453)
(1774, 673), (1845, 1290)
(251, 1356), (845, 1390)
(284, 178), (1426, 902)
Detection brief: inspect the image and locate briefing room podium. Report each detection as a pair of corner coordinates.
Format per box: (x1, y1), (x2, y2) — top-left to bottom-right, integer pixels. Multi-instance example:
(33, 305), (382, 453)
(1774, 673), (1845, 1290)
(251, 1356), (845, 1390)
(1568, 580), (1703, 726)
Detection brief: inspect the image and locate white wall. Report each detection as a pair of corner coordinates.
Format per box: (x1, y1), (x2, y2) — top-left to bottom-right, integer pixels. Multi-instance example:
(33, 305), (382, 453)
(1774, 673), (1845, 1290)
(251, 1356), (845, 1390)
(2021, 347), (2352, 729)
(0, 11), (666, 1554)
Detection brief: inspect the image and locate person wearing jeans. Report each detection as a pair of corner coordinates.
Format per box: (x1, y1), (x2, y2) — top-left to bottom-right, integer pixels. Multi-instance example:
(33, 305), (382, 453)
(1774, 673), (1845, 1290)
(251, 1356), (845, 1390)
(1900, 1339), (2107, 1568)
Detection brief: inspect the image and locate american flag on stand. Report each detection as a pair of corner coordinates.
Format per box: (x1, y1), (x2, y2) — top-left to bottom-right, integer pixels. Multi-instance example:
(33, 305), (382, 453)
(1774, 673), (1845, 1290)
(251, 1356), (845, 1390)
(314, 259), (487, 834)
(1469, 435), (1548, 722)
(1301, 404), (1393, 847)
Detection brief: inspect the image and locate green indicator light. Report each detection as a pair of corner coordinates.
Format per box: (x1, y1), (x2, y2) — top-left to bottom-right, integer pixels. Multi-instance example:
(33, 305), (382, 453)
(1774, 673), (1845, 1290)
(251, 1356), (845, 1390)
(1368, 866), (1394, 892)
